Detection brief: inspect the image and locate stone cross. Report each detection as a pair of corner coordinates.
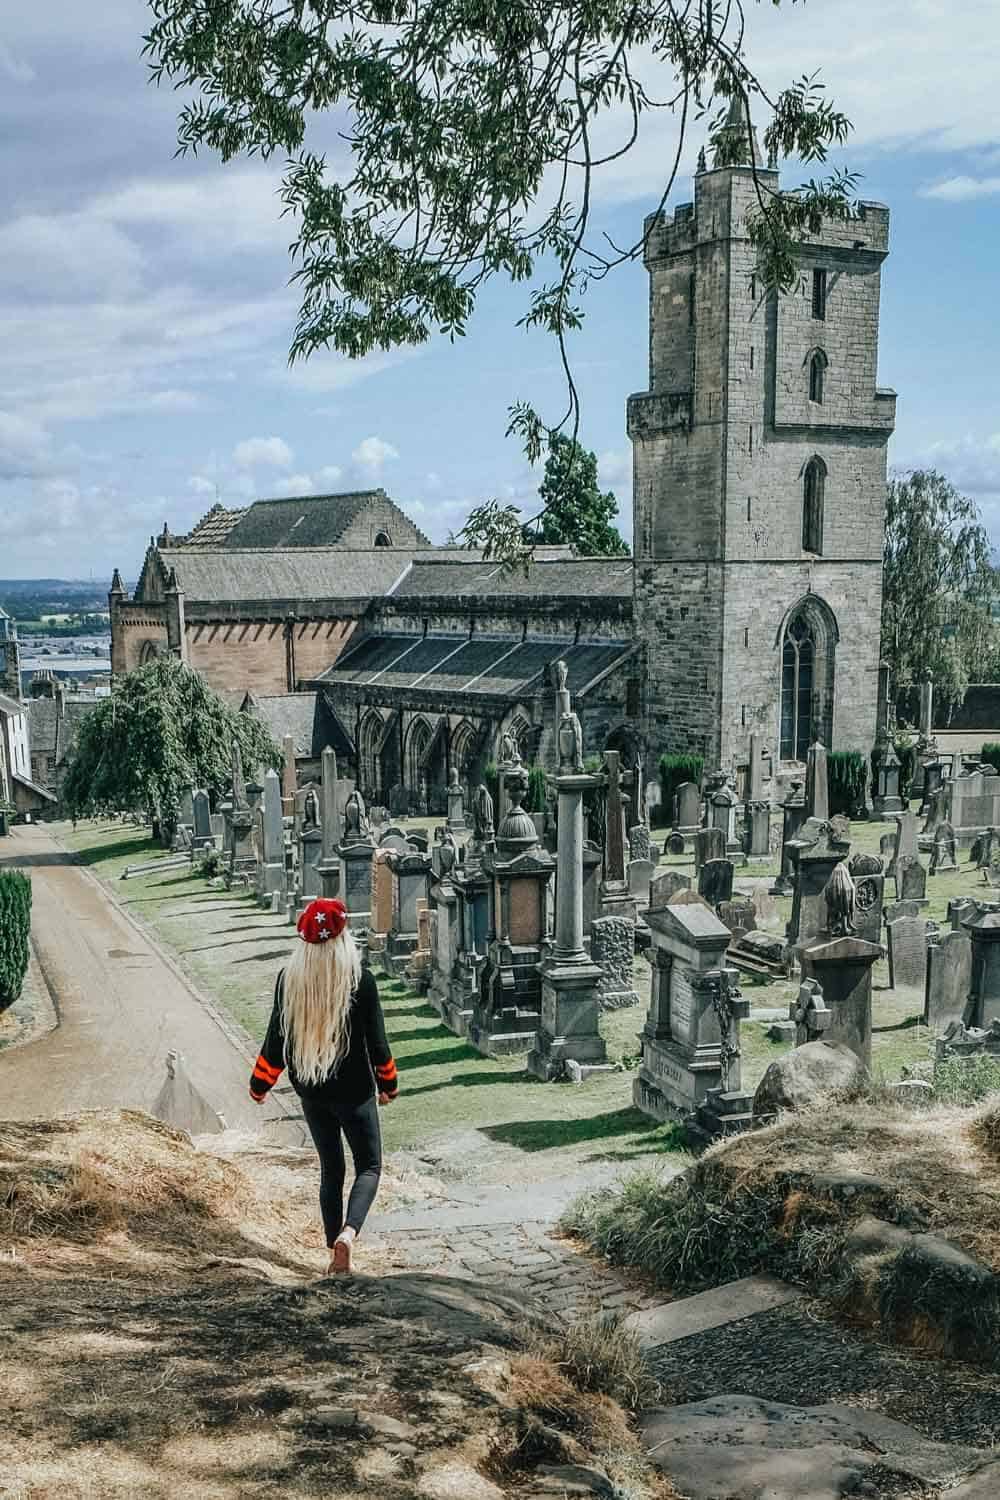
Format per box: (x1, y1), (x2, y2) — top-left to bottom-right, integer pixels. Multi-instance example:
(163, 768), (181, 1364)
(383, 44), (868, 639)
(602, 750), (629, 886)
(805, 740), (829, 822)
(231, 743), (248, 809)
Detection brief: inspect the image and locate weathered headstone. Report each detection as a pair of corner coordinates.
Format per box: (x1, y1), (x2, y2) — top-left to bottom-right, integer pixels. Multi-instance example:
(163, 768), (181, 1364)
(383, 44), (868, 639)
(800, 933), (882, 1069)
(925, 928), (972, 1034)
(873, 742), (903, 816)
(693, 825), (725, 875)
(717, 897), (756, 943)
(673, 781), (700, 834)
(599, 749), (636, 923)
(649, 870), (692, 907)
(446, 765), (467, 831)
(948, 897), (977, 932)
(191, 789), (213, 851)
(628, 857), (657, 906)
(929, 820), (958, 875)
(698, 857), (734, 908)
(178, 786), (195, 830)
(885, 913), (929, 994)
(591, 915), (639, 1009)
(259, 768), (287, 900)
(879, 832), (896, 868)
(281, 733), (297, 814)
(850, 869), (884, 948)
(317, 745), (341, 898)
(770, 780), (806, 896)
(962, 906), (1000, 1029)
(896, 855), (927, 904)
(665, 831), (685, 856)
(629, 823), (653, 862)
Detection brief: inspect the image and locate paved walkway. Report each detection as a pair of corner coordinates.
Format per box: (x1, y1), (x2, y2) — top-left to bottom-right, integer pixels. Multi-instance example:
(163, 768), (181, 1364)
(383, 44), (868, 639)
(0, 822), (295, 1137)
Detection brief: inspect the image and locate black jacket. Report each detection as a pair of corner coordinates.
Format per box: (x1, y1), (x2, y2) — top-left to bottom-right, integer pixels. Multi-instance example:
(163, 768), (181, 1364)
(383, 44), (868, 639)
(250, 966), (397, 1107)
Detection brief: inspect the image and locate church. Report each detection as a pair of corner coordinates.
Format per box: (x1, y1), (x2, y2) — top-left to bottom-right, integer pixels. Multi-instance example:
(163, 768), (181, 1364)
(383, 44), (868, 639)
(109, 113), (895, 813)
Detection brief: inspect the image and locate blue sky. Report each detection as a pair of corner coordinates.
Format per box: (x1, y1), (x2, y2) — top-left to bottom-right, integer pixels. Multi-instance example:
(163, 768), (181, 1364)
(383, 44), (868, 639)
(1, 0), (998, 581)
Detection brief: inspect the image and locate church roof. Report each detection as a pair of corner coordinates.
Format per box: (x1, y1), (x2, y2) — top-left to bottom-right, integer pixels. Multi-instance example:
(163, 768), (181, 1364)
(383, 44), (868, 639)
(28, 698), (97, 765)
(153, 548), (416, 605)
(179, 504), (249, 547)
(712, 93), (765, 169)
(240, 691), (351, 759)
(388, 556), (634, 600)
(314, 631), (637, 700)
(177, 490), (431, 550)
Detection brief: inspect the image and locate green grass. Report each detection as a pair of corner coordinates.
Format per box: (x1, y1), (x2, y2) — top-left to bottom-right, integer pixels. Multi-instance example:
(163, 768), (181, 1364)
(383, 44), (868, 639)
(55, 820), (687, 1175)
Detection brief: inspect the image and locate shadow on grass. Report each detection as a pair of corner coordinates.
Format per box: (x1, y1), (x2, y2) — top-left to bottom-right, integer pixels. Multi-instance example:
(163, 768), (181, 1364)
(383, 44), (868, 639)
(233, 948), (294, 964)
(481, 1107), (673, 1153)
(873, 1014), (924, 1035)
(181, 932), (294, 955)
(395, 1044), (479, 1070)
(385, 1026), (453, 1043)
(381, 1002), (441, 1021)
(75, 837), (159, 866)
(121, 890), (206, 905)
(398, 1070), (521, 1098)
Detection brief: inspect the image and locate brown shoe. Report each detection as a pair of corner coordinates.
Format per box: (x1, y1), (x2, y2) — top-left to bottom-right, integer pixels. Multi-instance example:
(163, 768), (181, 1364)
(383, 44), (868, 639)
(332, 1233), (354, 1274)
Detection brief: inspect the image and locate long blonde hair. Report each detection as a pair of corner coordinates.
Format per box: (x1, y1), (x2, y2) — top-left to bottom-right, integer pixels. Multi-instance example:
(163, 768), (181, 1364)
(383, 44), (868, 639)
(280, 926), (362, 1085)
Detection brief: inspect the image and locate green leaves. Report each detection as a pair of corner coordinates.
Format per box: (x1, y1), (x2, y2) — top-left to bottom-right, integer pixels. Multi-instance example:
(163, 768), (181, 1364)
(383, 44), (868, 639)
(0, 870), (31, 1012)
(881, 469), (998, 714)
(62, 657), (280, 827)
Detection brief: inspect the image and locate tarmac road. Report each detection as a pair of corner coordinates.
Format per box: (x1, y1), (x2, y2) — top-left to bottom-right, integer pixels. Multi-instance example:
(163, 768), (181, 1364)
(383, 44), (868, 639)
(0, 821), (295, 1136)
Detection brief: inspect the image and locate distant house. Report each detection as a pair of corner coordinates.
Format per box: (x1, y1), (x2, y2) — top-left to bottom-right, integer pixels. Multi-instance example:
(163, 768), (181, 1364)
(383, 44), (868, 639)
(0, 608), (56, 819)
(26, 679), (98, 808)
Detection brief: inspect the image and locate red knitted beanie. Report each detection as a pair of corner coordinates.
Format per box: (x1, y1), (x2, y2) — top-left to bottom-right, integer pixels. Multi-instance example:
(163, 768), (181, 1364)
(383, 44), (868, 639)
(297, 898), (348, 944)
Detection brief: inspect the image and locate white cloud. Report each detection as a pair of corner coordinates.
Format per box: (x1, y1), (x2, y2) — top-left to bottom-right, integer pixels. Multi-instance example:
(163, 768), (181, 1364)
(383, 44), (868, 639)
(901, 433), (1000, 502)
(0, 410), (55, 480)
(0, 211), (144, 300)
(352, 435), (399, 475)
(272, 473), (316, 497)
(90, 168), (289, 256)
(0, 43), (36, 84)
(921, 175), (1000, 201)
(597, 448), (631, 490)
(317, 464), (344, 486)
(233, 436), (294, 470)
(188, 475), (217, 496)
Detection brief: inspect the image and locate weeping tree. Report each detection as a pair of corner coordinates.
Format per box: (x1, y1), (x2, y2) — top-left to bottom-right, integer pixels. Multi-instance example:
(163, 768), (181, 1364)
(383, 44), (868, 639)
(144, 1), (857, 569)
(882, 470), (998, 716)
(63, 657), (280, 836)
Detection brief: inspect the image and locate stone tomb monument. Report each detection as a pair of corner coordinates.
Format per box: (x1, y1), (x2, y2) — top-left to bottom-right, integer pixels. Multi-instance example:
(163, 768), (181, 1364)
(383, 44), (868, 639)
(800, 877), (882, 1070)
(337, 789), (376, 934)
(673, 781), (700, 837)
(962, 905), (1000, 1029)
(384, 847), (432, 977)
(770, 780), (806, 897)
(633, 896), (741, 1120)
(693, 825), (725, 876)
(925, 927), (973, 1034)
(698, 857), (734, 908)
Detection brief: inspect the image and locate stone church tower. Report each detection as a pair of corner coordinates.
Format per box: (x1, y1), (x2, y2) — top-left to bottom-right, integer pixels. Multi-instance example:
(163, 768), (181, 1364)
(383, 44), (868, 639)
(630, 106), (896, 777)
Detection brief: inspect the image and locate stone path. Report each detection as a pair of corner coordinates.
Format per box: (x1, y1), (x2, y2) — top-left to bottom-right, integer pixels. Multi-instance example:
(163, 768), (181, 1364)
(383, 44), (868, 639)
(368, 1165), (675, 1322)
(0, 822), (301, 1141)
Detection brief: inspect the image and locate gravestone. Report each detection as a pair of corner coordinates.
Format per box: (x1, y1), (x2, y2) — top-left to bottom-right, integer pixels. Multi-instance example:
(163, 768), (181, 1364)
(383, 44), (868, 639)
(804, 740), (829, 822)
(379, 826), (409, 853)
(628, 857), (657, 907)
(698, 858), (734, 908)
(785, 818), (851, 956)
(790, 977), (832, 1046)
(892, 809), (919, 869)
(665, 831), (685, 856)
(673, 781), (700, 834)
(770, 780), (806, 896)
(178, 787), (195, 830)
(591, 915), (639, 1009)
(929, 821), (958, 874)
(369, 849), (395, 945)
(191, 789), (213, 851)
(885, 913), (929, 994)
(896, 855), (927, 904)
(299, 825), (323, 900)
(388, 782), (408, 817)
(708, 781), (739, 847)
(962, 906), (1000, 1029)
(948, 897), (977, 932)
(800, 934), (882, 1069)
(851, 870), (884, 948)
(693, 825), (725, 875)
(634, 902), (742, 1119)
(925, 928), (972, 1034)
(582, 840), (602, 936)
(879, 833), (896, 868)
(629, 823), (653, 863)
(446, 765), (467, 831)
(259, 769), (287, 901)
(281, 733), (297, 814)
(649, 871), (692, 907)
(873, 742), (903, 816)
(717, 897), (756, 944)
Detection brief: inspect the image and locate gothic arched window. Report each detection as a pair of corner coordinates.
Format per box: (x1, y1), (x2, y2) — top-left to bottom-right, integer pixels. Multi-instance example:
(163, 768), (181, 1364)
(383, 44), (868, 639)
(373, 530), (392, 547)
(802, 457), (826, 554)
(808, 349), (827, 404)
(780, 615), (815, 762)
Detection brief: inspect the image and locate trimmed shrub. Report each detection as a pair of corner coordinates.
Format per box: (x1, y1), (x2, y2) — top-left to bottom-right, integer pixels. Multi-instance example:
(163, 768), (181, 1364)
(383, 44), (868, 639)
(657, 753), (703, 828)
(0, 870), (32, 1013)
(526, 764), (548, 814)
(981, 743), (1000, 776)
(828, 751), (867, 817)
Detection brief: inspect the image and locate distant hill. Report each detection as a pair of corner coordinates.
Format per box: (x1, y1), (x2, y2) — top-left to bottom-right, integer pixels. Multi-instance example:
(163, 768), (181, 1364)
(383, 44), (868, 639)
(0, 580), (111, 631)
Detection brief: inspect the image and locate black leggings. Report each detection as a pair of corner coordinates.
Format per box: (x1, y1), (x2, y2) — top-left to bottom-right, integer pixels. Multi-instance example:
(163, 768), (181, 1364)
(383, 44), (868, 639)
(300, 1093), (382, 1246)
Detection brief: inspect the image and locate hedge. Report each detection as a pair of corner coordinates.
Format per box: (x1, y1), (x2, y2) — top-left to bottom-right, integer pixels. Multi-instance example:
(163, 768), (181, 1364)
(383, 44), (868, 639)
(0, 870), (32, 1014)
(981, 744), (1000, 776)
(658, 754), (704, 827)
(526, 764), (548, 814)
(828, 751), (867, 817)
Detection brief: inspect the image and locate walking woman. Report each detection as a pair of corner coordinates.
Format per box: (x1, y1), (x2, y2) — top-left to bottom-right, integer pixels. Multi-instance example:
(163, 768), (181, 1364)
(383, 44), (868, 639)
(248, 897), (398, 1273)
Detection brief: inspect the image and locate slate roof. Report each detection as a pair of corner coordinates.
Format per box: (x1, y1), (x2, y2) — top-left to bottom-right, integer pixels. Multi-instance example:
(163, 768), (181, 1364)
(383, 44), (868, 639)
(315, 631), (637, 700)
(28, 698), (98, 767)
(241, 692), (352, 758)
(217, 490), (431, 549)
(12, 772), (57, 804)
(156, 548), (416, 605)
(388, 557), (634, 600)
(180, 504), (249, 547)
(0, 691), (24, 717)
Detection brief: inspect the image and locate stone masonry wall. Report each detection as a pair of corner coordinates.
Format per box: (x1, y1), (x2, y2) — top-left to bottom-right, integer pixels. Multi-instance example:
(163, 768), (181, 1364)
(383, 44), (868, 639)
(186, 616), (360, 697)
